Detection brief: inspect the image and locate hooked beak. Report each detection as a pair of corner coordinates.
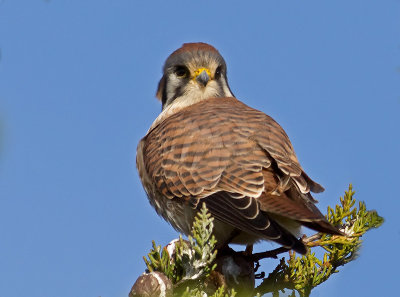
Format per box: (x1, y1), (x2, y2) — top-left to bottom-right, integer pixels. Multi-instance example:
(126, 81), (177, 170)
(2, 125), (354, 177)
(194, 68), (211, 87)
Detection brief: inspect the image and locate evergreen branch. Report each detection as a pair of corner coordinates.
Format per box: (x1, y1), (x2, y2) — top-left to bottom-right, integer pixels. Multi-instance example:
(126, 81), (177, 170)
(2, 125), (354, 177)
(136, 185), (383, 297)
(256, 184), (384, 297)
(142, 203), (228, 296)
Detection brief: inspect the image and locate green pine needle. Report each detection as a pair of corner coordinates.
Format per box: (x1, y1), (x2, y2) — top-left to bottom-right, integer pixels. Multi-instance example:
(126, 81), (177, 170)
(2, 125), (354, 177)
(256, 184), (384, 297)
(141, 185), (383, 297)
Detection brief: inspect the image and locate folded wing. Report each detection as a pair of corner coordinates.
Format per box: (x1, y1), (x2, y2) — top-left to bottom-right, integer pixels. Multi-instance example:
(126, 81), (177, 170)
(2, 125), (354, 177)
(141, 97), (340, 253)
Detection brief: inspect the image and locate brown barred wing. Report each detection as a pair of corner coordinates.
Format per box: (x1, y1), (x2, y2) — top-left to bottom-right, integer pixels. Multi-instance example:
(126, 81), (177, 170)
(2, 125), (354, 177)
(141, 97), (339, 246)
(143, 97), (322, 199)
(200, 191), (307, 254)
(142, 98), (270, 200)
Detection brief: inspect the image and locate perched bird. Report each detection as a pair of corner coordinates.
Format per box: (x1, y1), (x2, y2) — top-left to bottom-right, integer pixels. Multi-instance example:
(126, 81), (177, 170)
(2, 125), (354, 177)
(136, 42), (340, 254)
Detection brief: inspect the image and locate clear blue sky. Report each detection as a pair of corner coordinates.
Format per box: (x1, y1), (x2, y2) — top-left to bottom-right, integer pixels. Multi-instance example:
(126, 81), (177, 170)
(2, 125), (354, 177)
(0, 1), (399, 296)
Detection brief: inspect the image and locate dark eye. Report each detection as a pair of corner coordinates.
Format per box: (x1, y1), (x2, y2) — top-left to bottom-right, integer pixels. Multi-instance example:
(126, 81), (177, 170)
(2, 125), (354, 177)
(174, 66), (189, 78)
(215, 66), (222, 79)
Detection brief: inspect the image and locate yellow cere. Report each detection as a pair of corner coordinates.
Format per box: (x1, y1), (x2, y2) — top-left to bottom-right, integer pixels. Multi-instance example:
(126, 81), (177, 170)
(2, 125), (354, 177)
(193, 67), (212, 79)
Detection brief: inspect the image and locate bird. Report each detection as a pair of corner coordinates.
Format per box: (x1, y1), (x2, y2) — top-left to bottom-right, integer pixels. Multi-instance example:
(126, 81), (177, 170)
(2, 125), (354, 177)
(136, 42), (341, 254)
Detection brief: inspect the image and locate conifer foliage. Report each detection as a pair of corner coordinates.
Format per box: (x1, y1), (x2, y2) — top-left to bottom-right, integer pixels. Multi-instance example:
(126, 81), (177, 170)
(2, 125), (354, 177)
(130, 185), (383, 297)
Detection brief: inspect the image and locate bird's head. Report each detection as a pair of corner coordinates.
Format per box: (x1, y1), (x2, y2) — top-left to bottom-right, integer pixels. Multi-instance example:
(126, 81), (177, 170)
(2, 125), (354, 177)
(156, 42), (234, 110)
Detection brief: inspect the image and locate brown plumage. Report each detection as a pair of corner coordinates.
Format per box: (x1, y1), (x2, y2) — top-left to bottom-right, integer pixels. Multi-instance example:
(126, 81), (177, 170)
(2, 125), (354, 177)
(137, 42), (341, 254)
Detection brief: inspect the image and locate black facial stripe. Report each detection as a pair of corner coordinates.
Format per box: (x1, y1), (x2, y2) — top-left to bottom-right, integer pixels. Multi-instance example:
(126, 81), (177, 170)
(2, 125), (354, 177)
(162, 83), (186, 109)
(161, 78), (168, 107)
(216, 80), (225, 96)
(171, 85), (184, 103)
(223, 73), (234, 97)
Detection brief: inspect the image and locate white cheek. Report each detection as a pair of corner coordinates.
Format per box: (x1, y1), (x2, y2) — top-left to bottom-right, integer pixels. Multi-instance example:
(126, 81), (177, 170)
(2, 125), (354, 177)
(166, 76), (181, 100)
(222, 81), (234, 97)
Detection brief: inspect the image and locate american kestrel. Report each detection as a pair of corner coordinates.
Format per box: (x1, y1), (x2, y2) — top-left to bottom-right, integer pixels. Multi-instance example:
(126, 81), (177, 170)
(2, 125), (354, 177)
(137, 42), (340, 254)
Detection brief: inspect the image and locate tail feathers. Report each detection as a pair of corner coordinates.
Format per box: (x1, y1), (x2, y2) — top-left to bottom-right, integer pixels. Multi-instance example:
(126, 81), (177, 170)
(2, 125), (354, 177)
(266, 218), (308, 254)
(291, 239), (307, 254)
(301, 220), (344, 236)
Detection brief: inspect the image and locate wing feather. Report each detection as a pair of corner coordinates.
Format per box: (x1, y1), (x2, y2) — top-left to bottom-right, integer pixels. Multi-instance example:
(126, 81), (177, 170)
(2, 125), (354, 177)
(140, 97), (340, 248)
